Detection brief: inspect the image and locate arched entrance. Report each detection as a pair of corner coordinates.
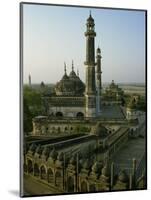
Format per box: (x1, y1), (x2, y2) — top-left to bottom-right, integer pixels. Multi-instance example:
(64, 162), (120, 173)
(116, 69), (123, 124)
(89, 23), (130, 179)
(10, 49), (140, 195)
(47, 168), (54, 184)
(34, 163), (39, 177)
(55, 171), (62, 187)
(40, 165), (47, 180)
(56, 112), (63, 117)
(67, 176), (74, 192)
(27, 159), (33, 174)
(81, 181), (88, 192)
(76, 112), (84, 118)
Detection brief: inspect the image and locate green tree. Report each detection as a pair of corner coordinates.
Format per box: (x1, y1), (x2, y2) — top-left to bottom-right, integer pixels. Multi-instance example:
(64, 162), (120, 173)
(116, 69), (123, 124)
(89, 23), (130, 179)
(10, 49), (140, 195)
(23, 97), (33, 133)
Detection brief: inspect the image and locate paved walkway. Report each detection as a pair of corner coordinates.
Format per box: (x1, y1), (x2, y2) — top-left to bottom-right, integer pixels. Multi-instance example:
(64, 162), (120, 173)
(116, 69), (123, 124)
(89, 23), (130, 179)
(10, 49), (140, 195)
(113, 137), (145, 174)
(100, 105), (125, 119)
(23, 174), (62, 196)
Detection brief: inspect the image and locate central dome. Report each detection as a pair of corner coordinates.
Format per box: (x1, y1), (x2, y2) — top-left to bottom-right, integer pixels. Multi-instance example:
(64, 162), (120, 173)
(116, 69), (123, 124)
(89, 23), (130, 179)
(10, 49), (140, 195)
(55, 62), (85, 96)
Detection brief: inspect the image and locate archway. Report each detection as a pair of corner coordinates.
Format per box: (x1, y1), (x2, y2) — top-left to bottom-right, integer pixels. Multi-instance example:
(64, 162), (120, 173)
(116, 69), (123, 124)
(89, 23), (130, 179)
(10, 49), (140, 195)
(34, 163), (39, 177)
(56, 112), (63, 117)
(55, 171), (62, 187)
(47, 168), (54, 184)
(89, 184), (96, 192)
(81, 181), (88, 192)
(27, 159), (33, 174)
(76, 112), (84, 118)
(67, 176), (74, 192)
(40, 165), (47, 180)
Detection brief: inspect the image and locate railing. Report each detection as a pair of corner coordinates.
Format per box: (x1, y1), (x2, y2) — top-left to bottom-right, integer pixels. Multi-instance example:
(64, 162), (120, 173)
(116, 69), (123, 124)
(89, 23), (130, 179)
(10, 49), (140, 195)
(33, 116), (128, 122)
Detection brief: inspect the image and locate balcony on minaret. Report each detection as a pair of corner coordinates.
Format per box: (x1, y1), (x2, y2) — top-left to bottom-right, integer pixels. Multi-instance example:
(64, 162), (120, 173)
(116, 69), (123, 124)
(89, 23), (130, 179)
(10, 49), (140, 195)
(85, 12), (96, 37)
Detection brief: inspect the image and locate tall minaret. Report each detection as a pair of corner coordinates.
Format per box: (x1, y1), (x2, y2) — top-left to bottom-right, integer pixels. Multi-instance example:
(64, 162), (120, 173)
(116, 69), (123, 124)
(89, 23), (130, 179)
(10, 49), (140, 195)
(28, 74), (31, 88)
(84, 12), (96, 117)
(96, 47), (102, 115)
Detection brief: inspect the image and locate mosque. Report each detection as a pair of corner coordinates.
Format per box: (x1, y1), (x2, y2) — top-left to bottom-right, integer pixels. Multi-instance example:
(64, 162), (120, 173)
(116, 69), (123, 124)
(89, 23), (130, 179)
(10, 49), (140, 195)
(23, 13), (146, 195)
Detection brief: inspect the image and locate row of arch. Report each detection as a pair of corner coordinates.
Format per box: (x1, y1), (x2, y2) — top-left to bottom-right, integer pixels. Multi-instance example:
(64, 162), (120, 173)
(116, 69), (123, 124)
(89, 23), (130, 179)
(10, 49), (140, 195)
(26, 160), (62, 187)
(41, 124), (91, 134)
(54, 112), (84, 118)
(25, 159), (97, 193)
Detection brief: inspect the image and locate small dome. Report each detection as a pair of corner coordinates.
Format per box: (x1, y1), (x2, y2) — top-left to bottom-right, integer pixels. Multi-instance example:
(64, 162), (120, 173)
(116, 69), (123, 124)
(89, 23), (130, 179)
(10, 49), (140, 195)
(118, 170), (129, 183)
(110, 80), (116, 88)
(83, 159), (91, 170)
(40, 81), (45, 88)
(97, 47), (101, 54)
(55, 64), (85, 96)
(127, 98), (136, 109)
(57, 152), (64, 161)
(49, 148), (58, 160)
(35, 145), (42, 154)
(29, 143), (37, 152)
(87, 13), (94, 23)
(69, 155), (76, 165)
(42, 146), (49, 156)
(101, 163), (110, 177)
(92, 161), (103, 174)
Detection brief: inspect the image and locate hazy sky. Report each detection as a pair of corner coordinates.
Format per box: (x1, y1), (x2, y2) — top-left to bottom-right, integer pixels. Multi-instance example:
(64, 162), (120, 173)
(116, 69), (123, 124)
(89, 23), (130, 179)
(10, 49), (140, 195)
(23, 4), (146, 84)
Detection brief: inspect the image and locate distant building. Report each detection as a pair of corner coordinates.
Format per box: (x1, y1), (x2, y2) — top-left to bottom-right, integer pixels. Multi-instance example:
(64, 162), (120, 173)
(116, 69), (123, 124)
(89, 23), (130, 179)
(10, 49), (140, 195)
(103, 80), (124, 104)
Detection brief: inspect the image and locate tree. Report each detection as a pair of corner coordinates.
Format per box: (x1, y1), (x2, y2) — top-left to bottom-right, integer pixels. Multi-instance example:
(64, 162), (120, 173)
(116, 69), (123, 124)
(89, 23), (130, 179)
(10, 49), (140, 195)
(23, 97), (33, 133)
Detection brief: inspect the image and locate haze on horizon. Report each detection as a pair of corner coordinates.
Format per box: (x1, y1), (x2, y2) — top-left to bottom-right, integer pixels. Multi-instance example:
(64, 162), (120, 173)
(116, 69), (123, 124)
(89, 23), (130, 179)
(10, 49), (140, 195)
(23, 4), (146, 84)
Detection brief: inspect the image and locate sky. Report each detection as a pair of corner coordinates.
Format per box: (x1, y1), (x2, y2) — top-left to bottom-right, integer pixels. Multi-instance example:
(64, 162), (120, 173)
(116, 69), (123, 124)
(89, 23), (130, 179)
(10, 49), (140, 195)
(22, 3), (146, 84)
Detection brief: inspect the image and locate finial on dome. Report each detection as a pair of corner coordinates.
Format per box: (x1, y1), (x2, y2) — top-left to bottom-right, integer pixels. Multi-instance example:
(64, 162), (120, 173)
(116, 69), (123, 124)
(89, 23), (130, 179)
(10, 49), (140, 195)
(64, 62), (67, 74)
(97, 45), (101, 54)
(72, 60), (74, 71)
(90, 10), (91, 17)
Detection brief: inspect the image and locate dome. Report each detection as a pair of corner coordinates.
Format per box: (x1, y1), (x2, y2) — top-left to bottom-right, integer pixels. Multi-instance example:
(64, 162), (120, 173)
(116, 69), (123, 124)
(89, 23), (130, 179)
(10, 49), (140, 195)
(42, 146), (49, 156)
(49, 148), (58, 160)
(29, 143), (37, 152)
(127, 98), (136, 109)
(40, 81), (45, 88)
(83, 159), (91, 170)
(69, 155), (76, 165)
(55, 62), (85, 96)
(92, 161), (103, 174)
(55, 75), (75, 96)
(110, 80), (117, 89)
(57, 152), (64, 161)
(97, 47), (101, 54)
(93, 122), (108, 137)
(35, 145), (42, 154)
(87, 13), (94, 23)
(118, 170), (129, 183)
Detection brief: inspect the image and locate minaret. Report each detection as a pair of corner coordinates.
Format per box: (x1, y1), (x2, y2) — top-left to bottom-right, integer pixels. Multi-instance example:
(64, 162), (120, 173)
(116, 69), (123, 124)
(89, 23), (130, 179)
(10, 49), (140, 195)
(84, 12), (96, 117)
(28, 74), (31, 88)
(96, 47), (102, 115)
